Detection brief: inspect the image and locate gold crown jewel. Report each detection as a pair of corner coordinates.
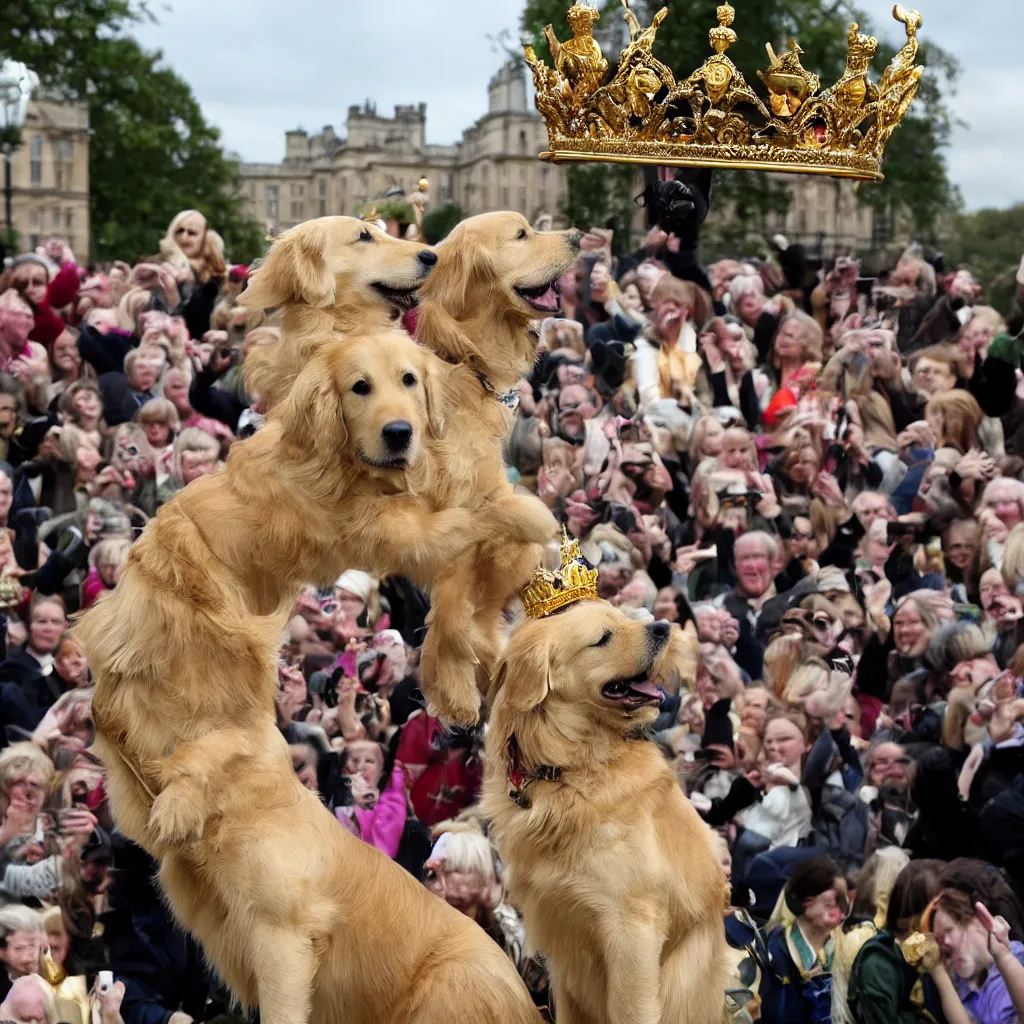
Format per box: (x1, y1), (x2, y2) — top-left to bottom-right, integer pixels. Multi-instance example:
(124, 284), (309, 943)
(526, 0), (925, 180)
(521, 531), (600, 620)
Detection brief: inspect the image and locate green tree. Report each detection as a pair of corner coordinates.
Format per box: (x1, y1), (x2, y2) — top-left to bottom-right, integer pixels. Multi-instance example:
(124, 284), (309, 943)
(421, 203), (463, 244)
(521, 0), (959, 251)
(2, 0), (264, 263)
(946, 205), (1024, 316)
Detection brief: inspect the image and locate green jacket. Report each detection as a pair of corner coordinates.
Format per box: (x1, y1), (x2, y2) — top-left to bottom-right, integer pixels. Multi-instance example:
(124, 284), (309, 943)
(848, 933), (941, 1024)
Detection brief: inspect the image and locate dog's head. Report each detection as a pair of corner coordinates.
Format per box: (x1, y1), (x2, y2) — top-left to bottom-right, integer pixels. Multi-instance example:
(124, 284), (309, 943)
(492, 601), (671, 734)
(241, 216), (437, 314)
(419, 213), (581, 368)
(275, 329), (445, 472)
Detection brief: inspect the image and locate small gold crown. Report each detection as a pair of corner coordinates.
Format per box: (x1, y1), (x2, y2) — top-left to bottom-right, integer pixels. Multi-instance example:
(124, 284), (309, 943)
(521, 531), (600, 620)
(526, 0), (924, 181)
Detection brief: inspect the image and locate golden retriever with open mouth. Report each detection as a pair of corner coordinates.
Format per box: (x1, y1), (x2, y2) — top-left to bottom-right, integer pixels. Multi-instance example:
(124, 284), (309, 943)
(241, 216), (437, 409)
(482, 600), (729, 1024)
(77, 328), (547, 1024)
(413, 211), (580, 725)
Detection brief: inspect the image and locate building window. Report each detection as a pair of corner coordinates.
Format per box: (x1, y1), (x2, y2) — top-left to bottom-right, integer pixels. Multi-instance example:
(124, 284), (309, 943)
(64, 208), (73, 232)
(519, 188), (527, 210)
(519, 130), (528, 154)
(501, 187), (510, 207)
(318, 179), (327, 197)
(265, 185), (279, 221)
(53, 139), (74, 190)
(29, 136), (43, 185)
(52, 207), (61, 229)
(290, 183), (304, 197)
(290, 201), (303, 220)
(538, 166), (549, 186)
(319, 200), (327, 217)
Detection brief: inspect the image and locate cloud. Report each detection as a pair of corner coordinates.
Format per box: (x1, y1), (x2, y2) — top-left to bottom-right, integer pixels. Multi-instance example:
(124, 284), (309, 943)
(135, 0), (1023, 212)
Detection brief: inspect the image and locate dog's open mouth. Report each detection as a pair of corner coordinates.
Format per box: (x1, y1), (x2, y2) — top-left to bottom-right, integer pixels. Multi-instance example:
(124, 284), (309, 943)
(514, 277), (561, 313)
(372, 283), (420, 312)
(601, 672), (663, 710)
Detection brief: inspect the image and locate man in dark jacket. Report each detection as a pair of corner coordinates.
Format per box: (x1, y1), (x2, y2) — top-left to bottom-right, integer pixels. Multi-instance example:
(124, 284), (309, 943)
(102, 834), (230, 1024)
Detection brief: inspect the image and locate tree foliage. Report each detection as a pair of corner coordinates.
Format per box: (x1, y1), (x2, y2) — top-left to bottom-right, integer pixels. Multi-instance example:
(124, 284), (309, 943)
(521, 0), (960, 250)
(2, 0), (264, 263)
(421, 203), (463, 245)
(946, 205), (1024, 316)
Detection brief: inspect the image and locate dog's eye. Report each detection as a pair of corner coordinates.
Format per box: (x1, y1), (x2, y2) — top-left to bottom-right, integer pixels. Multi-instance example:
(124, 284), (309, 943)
(516, 228), (528, 240)
(358, 229), (373, 242)
(352, 380), (372, 396)
(402, 372), (417, 388)
(591, 630), (612, 648)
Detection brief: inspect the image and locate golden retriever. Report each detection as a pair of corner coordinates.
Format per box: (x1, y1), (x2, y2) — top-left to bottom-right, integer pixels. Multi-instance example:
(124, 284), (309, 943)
(242, 211), (580, 726)
(482, 601), (729, 1024)
(413, 212), (580, 725)
(240, 216), (437, 409)
(76, 328), (546, 1024)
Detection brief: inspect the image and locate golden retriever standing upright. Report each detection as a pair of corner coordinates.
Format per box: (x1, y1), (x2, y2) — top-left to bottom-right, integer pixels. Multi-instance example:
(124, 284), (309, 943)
(482, 599), (729, 1024)
(77, 329), (545, 1024)
(242, 211), (580, 726)
(413, 212), (580, 725)
(241, 216), (437, 409)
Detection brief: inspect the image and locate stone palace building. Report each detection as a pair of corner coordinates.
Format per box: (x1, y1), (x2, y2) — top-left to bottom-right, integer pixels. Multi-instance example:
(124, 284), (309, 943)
(240, 58), (879, 257)
(8, 98), (91, 261)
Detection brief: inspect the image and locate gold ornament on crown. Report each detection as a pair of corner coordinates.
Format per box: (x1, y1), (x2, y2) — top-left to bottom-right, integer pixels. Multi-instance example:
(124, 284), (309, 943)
(525, 0), (925, 181)
(521, 531), (600, 620)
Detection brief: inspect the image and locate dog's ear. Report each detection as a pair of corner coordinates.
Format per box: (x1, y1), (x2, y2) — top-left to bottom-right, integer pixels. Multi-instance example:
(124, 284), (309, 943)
(422, 358), (447, 440)
(492, 629), (553, 716)
(429, 232), (498, 320)
(278, 360), (347, 451)
(241, 221), (336, 310)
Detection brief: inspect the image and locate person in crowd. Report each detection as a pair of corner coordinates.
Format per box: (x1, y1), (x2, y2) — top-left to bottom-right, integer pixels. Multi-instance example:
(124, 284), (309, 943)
(0, 203), (1023, 1022)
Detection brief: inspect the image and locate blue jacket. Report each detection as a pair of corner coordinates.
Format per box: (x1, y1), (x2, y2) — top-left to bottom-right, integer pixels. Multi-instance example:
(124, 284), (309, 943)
(759, 926), (833, 1024)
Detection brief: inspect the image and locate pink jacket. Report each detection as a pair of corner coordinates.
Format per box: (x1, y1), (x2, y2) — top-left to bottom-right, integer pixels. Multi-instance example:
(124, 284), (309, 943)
(79, 565), (107, 610)
(336, 766), (407, 858)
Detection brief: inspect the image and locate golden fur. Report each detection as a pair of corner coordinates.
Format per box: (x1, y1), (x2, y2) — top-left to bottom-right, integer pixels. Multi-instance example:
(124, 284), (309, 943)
(246, 211), (580, 725)
(240, 216), (436, 409)
(413, 212), (580, 725)
(76, 329), (545, 1024)
(482, 601), (729, 1024)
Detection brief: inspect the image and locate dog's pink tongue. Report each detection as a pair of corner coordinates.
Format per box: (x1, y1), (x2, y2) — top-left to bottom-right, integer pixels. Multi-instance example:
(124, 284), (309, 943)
(630, 680), (662, 699)
(532, 285), (560, 312)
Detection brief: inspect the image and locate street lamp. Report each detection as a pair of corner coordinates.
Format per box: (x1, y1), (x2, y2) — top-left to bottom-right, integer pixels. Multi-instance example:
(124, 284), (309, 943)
(0, 60), (39, 251)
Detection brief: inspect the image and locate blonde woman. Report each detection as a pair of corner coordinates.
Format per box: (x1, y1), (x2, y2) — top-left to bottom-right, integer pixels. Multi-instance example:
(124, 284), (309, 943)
(155, 209), (228, 340)
(80, 536), (132, 609)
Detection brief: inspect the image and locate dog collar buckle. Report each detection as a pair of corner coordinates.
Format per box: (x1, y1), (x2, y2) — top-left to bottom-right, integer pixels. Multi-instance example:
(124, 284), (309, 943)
(477, 373), (520, 412)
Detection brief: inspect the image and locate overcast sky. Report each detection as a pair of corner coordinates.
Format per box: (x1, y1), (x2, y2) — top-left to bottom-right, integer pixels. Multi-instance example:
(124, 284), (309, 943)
(136, 0), (1021, 211)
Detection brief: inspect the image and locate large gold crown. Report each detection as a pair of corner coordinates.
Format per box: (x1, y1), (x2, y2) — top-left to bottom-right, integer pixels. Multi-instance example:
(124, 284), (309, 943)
(525, 1), (924, 181)
(522, 531), (600, 619)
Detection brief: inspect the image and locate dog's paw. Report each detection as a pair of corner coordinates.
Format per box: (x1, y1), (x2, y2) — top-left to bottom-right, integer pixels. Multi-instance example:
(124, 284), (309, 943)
(497, 495), (558, 544)
(422, 670), (483, 729)
(147, 785), (208, 846)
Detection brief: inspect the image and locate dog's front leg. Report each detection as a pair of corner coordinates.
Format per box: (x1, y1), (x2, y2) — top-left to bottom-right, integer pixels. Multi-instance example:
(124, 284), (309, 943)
(352, 499), (489, 581)
(253, 929), (317, 1024)
(602, 919), (665, 1024)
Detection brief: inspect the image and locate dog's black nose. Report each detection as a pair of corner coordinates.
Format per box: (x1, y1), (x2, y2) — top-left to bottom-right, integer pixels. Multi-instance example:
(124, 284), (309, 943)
(381, 421), (413, 452)
(418, 250), (438, 267)
(649, 620), (671, 642)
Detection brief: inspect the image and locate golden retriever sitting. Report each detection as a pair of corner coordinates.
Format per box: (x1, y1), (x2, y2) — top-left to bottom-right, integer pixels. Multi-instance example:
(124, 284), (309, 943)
(414, 212), (580, 725)
(77, 328), (546, 1024)
(241, 216), (438, 409)
(482, 600), (729, 1024)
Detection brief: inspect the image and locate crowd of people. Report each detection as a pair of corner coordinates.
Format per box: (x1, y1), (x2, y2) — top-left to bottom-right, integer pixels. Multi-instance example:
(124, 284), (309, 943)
(1, 196), (1024, 1023)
